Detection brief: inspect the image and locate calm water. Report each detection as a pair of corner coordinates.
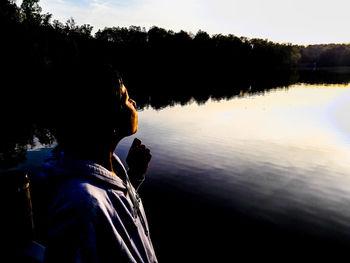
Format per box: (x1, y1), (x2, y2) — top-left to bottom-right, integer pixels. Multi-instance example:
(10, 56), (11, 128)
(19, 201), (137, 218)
(119, 83), (350, 245)
(23, 82), (350, 260)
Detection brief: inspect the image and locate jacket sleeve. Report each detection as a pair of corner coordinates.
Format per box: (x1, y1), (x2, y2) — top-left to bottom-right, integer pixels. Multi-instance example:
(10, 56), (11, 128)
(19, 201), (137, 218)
(44, 199), (99, 263)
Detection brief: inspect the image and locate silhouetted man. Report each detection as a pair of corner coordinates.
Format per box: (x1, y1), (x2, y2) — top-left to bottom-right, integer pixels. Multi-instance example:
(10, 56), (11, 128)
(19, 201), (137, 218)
(41, 60), (158, 263)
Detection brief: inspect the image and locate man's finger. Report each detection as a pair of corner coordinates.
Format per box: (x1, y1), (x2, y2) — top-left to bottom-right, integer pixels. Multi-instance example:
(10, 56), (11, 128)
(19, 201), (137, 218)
(139, 144), (146, 150)
(131, 138), (142, 148)
(146, 153), (152, 162)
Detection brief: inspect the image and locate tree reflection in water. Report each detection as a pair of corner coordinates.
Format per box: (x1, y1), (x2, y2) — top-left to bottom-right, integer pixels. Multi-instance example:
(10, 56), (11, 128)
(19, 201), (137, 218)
(2, 68), (350, 170)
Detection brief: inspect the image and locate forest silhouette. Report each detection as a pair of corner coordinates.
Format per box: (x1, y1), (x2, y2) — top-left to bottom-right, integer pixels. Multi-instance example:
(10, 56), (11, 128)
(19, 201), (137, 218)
(2, 0), (350, 168)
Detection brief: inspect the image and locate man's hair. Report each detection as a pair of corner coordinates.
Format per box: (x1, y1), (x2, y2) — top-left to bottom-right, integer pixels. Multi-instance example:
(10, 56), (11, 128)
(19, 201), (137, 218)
(49, 56), (123, 146)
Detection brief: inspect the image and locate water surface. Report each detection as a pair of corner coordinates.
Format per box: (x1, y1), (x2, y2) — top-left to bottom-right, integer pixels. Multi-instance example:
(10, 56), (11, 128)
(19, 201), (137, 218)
(118, 83), (350, 246)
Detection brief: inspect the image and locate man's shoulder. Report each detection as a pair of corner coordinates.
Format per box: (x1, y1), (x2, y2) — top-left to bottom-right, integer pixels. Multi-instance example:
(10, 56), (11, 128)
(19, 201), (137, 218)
(50, 178), (125, 218)
(48, 179), (100, 217)
(55, 178), (103, 205)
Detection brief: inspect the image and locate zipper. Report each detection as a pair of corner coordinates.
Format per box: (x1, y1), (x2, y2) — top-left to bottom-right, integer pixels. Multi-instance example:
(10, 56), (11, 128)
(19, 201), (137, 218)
(124, 176), (149, 237)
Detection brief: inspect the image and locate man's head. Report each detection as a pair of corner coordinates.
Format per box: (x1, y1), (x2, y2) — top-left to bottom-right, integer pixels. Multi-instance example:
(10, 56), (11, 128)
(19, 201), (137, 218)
(51, 57), (138, 150)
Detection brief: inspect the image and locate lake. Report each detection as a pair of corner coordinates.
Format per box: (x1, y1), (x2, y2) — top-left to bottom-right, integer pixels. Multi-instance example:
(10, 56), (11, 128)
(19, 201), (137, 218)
(20, 81), (350, 262)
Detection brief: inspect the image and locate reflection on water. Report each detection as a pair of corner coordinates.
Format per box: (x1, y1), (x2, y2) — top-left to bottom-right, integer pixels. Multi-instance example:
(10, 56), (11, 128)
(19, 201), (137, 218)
(117, 83), (350, 238)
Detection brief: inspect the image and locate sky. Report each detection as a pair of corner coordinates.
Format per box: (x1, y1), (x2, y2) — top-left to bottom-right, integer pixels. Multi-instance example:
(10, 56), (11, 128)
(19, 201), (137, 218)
(19, 0), (350, 45)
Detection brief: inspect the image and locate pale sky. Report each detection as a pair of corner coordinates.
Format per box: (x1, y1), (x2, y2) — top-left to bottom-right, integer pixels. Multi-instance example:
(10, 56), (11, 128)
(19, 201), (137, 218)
(19, 0), (350, 45)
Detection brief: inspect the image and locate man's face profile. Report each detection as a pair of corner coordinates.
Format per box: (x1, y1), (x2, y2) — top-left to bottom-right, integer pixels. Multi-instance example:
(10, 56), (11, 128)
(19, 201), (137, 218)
(117, 83), (138, 137)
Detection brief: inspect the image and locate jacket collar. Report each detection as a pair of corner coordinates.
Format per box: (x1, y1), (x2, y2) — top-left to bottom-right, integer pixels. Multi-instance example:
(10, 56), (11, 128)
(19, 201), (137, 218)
(42, 147), (127, 190)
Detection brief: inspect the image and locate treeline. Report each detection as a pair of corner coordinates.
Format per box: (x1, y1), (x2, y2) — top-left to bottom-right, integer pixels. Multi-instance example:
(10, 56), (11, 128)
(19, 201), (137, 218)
(2, 1), (350, 87)
(300, 44), (350, 67)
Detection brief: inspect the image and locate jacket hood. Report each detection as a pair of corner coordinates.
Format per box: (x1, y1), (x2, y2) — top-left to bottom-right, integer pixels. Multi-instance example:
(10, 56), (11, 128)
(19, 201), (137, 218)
(41, 146), (127, 191)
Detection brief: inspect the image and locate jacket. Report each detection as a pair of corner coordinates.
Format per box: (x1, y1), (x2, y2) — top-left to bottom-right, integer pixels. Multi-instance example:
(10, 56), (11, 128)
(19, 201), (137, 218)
(41, 147), (158, 263)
